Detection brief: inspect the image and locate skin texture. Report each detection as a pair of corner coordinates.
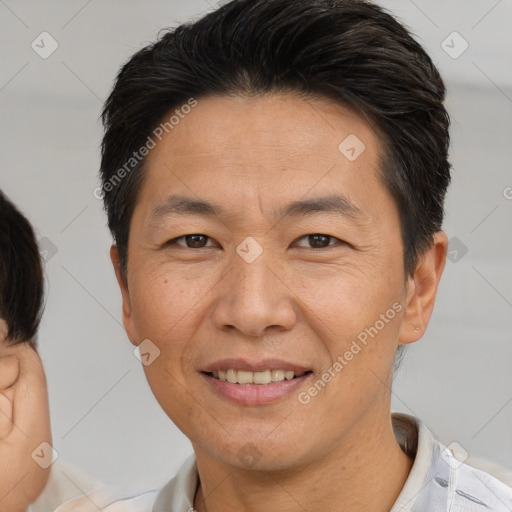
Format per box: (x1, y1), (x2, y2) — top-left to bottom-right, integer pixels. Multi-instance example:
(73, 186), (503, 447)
(0, 319), (52, 512)
(111, 93), (448, 512)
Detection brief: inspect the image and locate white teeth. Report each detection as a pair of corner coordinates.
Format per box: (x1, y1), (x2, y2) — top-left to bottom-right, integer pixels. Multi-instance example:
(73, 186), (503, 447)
(237, 370), (253, 384)
(211, 369), (307, 384)
(271, 369), (285, 382)
(253, 370), (271, 384)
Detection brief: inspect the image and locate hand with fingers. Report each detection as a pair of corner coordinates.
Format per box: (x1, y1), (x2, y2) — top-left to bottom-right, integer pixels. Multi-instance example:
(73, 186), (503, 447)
(0, 319), (53, 512)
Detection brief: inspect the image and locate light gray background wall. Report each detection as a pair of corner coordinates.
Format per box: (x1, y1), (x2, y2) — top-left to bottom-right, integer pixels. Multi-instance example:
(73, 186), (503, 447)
(1, 0), (511, 493)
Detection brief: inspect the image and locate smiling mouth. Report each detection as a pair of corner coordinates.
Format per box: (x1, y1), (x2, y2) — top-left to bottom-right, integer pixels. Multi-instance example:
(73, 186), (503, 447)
(204, 369), (313, 385)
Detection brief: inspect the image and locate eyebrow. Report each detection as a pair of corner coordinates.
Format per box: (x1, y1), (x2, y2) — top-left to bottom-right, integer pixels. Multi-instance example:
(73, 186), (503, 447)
(149, 193), (363, 226)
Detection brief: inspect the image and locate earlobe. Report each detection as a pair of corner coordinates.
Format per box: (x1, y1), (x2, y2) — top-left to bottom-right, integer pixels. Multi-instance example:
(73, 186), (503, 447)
(110, 245), (139, 346)
(398, 231), (448, 345)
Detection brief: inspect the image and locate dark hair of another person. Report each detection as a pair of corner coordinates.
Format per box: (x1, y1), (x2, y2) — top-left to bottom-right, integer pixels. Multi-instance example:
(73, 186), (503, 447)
(100, 0), (451, 283)
(0, 192), (44, 346)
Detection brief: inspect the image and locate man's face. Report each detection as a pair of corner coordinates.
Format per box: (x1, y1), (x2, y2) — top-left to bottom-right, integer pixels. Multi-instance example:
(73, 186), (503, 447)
(114, 94), (423, 470)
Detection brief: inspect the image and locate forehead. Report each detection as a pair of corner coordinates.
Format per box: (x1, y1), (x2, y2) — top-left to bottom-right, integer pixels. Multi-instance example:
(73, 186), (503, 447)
(138, 93), (389, 223)
(148, 93), (380, 161)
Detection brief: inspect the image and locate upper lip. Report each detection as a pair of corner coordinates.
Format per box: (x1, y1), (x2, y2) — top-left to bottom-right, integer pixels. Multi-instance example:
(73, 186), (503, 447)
(202, 358), (311, 373)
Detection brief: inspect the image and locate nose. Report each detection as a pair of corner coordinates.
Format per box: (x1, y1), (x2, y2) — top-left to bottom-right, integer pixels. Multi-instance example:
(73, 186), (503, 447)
(211, 247), (297, 338)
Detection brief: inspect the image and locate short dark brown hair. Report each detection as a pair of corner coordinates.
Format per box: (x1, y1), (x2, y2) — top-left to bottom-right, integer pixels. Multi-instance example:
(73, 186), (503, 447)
(0, 192), (44, 345)
(100, 0), (451, 281)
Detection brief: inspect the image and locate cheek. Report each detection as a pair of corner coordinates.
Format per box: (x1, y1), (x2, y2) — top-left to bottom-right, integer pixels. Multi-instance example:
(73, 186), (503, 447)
(297, 257), (404, 367)
(300, 270), (403, 425)
(130, 264), (208, 340)
(130, 265), (216, 387)
(142, 357), (198, 439)
(303, 260), (401, 325)
(133, 270), (201, 429)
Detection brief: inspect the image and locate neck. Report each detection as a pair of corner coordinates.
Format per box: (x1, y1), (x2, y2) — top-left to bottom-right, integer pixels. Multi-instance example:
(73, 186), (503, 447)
(193, 414), (414, 512)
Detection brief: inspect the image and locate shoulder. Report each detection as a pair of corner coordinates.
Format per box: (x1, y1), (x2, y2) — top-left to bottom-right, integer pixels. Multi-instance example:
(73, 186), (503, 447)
(27, 459), (102, 511)
(465, 456), (512, 487)
(27, 460), (157, 512)
(391, 413), (512, 512)
(433, 439), (512, 511)
(451, 459), (512, 511)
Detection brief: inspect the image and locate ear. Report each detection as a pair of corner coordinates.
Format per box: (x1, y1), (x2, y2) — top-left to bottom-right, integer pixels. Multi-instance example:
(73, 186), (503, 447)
(398, 231), (448, 345)
(110, 245), (138, 346)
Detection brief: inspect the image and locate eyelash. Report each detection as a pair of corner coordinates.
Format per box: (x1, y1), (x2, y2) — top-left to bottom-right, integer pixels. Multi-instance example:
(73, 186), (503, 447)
(164, 233), (346, 250)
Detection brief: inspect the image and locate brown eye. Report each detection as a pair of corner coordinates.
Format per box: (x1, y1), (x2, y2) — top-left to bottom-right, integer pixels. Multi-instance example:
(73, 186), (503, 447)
(308, 234), (331, 248)
(295, 233), (350, 250)
(166, 234), (214, 248)
(185, 234), (208, 248)
(295, 233), (340, 249)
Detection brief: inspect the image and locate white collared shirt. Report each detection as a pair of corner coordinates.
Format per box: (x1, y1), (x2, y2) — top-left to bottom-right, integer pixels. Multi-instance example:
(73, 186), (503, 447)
(29, 413), (512, 511)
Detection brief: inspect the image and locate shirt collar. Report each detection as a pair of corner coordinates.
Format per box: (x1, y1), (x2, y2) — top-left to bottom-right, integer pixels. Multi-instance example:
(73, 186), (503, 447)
(390, 413), (434, 512)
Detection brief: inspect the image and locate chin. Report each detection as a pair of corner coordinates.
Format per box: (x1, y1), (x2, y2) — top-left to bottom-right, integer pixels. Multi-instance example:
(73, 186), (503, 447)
(203, 433), (311, 473)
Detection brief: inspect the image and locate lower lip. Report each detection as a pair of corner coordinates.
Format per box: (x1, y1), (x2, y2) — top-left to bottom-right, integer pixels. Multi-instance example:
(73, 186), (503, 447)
(201, 373), (312, 405)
